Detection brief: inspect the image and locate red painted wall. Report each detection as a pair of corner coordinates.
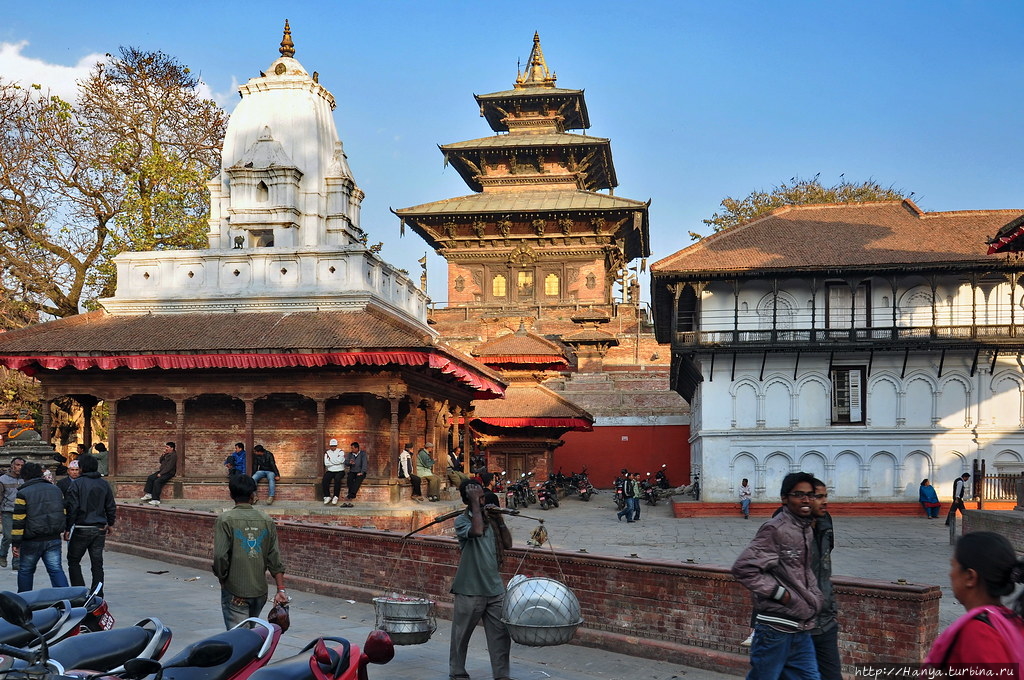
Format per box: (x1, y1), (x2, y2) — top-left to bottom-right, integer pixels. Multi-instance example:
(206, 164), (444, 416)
(554, 424), (690, 488)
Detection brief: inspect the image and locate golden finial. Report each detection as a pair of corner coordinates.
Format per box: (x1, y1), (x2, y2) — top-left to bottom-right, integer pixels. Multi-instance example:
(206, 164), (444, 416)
(279, 20), (295, 58)
(515, 31), (556, 89)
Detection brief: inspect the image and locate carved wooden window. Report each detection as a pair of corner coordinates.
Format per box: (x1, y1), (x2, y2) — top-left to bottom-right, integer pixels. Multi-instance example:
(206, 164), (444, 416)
(256, 181), (269, 203)
(492, 274), (507, 298)
(544, 273), (560, 296)
(517, 271), (534, 299)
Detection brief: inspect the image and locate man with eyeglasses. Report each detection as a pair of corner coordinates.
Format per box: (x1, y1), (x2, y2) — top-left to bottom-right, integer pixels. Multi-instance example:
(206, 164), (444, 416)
(732, 472), (824, 680)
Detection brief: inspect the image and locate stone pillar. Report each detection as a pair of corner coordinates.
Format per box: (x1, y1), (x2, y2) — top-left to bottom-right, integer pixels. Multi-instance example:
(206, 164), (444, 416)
(108, 400), (118, 476)
(175, 399), (186, 475)
(244, 399), (255, 474)
(388, 397), (400, 477)
(315, 399), (326, 476)
(80, 397), (96, 448)
(40, 400), (51, 445)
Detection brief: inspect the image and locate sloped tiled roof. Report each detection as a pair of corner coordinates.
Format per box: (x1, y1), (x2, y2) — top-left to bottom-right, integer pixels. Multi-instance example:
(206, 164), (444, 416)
(472, 382), (592, 422)
(0, 305), (506, 398)
(396, 189), (648, 216)
(0, 306), (434, 354)
(474, 329), (566, 360)
(652, 200), (1023, 274)
(441, 133), (609, 151)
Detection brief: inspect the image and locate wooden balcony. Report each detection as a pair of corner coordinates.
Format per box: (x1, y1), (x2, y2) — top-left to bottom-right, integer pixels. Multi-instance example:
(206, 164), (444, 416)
(674, 323), (1024, 352)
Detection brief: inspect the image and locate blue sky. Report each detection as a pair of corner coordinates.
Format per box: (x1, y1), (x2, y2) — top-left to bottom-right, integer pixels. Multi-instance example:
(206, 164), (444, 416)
(3, 1), (1023, 303)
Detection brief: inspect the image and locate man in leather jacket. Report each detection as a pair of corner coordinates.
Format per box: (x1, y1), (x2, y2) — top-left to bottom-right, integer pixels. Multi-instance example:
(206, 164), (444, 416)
(732, 471), (823, 680)
(12, 462), (69, 591)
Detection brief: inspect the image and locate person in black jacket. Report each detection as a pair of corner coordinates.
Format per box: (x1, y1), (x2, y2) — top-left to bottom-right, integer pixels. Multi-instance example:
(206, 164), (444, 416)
(251, 445), (281, 505)
(12, 462), (68, 592)
(64, 454), (115, 592)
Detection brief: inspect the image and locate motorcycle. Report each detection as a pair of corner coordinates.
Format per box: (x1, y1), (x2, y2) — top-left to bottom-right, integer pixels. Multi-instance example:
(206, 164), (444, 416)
(573, 468), (594, 502)
(19, 584), (114, 636)
(125, 618), (280, 680)
(675, 473), (701, 501)
(654, 464), (671, 490)
(640, 475), (659, 506)
(0, 590), (166, 679)
(536, 479), (559, 511)
(248, 633), (394, 680)
(0, 592), (113, 649)
(612, 474), (627, 511)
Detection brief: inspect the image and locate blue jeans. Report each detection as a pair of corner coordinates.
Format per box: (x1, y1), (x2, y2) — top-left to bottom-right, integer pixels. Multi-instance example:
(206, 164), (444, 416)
(17, 538), (69, 592)
(747, 624), (821, 680)
(631, 496), (641, 521)
(252, 470), (276, 498)
(741, 498), (751, 517)
(220, 588), (267, 630)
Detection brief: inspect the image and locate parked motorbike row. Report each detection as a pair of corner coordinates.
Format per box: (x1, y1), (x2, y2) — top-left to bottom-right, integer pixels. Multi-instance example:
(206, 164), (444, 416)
(613, 464), (699, 510)
(0, 586), (393, 680)
(493, 468), (596, 511)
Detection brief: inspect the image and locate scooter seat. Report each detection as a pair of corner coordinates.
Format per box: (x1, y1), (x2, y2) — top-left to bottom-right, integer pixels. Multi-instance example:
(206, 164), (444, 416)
(248, 646), (349, 680)
(162, 628), (266, 680)
(0, 606), (64, 646)
(50, 625), (154, 672)
(19, 587), (92, 609)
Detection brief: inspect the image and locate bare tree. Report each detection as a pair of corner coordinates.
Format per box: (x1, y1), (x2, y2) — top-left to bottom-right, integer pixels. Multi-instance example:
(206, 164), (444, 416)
(0, 47), (226, 318)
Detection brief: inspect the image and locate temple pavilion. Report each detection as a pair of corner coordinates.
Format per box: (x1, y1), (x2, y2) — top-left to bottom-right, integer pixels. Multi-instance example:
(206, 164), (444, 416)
(0, 24), (504, 501)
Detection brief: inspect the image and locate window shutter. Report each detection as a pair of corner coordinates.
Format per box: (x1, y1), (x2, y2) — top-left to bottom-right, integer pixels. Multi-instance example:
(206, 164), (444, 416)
(848, 369), (863, 422)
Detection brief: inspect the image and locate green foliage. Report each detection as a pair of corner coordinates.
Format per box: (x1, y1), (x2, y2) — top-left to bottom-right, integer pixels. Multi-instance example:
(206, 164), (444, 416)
(699, 174), (908, 238)
(0, 46), (226, 315)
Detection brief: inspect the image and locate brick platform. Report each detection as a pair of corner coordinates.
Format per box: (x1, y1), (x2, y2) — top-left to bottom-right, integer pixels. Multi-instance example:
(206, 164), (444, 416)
(109, 503), (940, 674)
(672, 499), (1017, 518)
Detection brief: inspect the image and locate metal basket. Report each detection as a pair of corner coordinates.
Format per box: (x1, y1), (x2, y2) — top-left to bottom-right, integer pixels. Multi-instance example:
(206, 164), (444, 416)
(502, 576), (582, 647)
(374, 595), (436, 645)
(373, 596), (435, 620)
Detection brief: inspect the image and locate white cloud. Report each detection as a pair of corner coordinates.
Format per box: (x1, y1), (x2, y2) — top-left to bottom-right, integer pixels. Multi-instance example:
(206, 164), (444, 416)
(0, 41), (231, 110)
(0, 41), (104, 100)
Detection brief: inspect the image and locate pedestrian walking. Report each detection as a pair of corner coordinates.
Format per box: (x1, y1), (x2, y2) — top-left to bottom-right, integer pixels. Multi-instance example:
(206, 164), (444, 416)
(944, 473), (970, 526)
(0, 458), (24, 570)
(212, 475), (289, 630)
(12, 462), (69, 592)
(731, 471), (823, 680)
(64, 454), (115, 592)
(924, 531), (1024, 667)
(449, 479), (514, 680)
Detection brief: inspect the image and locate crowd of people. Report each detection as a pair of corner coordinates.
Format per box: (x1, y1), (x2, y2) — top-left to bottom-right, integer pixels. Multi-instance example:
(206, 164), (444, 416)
(0, 449), (116, 595)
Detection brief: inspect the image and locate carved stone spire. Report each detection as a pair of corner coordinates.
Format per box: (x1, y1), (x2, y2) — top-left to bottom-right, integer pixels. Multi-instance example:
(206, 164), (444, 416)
(515, 32), (556, 89)
(279, 20), (295, 58)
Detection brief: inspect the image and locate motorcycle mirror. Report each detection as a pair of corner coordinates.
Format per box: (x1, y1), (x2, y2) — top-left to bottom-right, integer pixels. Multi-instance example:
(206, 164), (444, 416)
(123, 658), (163, 680)
(363, 630), (395, 665)
(662, 464), (667, 469)
(0, 591), (30, 627)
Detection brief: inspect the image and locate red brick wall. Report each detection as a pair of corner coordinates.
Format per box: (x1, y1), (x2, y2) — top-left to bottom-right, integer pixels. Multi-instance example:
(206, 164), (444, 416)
(962, 510), (1024, 550)
(557, 425), (690, 486)
(110, 504), (939, 674)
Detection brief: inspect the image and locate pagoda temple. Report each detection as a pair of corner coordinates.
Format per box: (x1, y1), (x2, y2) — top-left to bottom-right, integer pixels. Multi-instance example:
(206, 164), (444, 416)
(0, 23), (504, 501)
(396, 34), (688, 484)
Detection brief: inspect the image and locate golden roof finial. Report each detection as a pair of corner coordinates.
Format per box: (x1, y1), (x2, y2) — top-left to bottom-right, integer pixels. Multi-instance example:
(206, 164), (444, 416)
(515, 32), (556, 89)
(279, 20), (295, 58)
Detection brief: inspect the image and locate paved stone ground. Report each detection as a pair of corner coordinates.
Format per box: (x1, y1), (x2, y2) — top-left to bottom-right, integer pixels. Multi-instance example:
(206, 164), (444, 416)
(0, 493), (968, 680)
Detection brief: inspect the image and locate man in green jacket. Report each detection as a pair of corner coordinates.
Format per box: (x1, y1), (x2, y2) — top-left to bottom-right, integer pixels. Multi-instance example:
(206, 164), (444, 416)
(416, 443), (441, 502)
(212, 475), (289, 629)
